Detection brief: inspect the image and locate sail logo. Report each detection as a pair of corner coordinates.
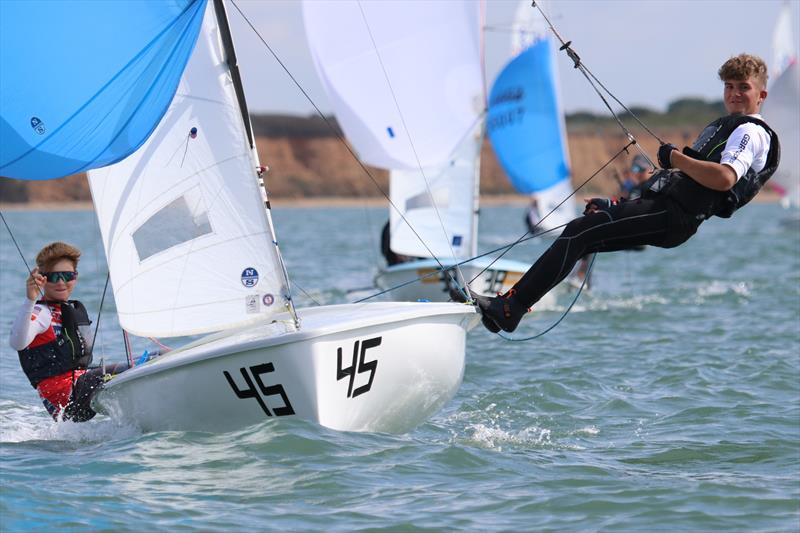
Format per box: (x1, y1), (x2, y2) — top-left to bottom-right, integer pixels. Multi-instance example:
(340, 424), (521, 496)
(245, 295), (260, 313)
(241, 267), (259, 287)
(30, 117), (45, 135)
(490, 87), (524, 106)
(337, 337), (381, 399)
(223, 363), (295, 417)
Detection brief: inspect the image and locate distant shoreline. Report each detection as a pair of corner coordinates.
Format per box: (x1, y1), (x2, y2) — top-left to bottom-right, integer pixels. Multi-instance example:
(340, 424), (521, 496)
(0, 191), (781, 212)
(0, 195), (534, 212)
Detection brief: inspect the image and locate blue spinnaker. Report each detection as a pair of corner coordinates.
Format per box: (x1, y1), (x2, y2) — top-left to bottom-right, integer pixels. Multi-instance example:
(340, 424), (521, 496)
(487, 39), (569, 194)
(0, 0), (207, 180)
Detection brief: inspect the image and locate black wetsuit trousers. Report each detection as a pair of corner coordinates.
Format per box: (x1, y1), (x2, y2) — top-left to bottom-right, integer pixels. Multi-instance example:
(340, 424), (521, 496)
(512, 195), (703, 307)
(63, 363), (130, 422)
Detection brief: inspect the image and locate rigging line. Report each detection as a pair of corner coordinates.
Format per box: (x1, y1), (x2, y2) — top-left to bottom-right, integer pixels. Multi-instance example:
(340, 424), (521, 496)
(530, 2), (665, 149)
(229, 1), (462, 294)
(354, 0), (471, 294)
(352, 221), (570, 304)
(90, 273), (111, 370)
(291, 279), (323, 307)
(465, 140), (635, 286)
(498, 251), (596, 341)
(0, 209), (46, 301)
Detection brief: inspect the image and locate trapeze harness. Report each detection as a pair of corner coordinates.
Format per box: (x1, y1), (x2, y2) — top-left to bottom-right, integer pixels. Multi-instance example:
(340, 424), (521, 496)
(17, 300), (95, 420)
(643, 114), (781, 219)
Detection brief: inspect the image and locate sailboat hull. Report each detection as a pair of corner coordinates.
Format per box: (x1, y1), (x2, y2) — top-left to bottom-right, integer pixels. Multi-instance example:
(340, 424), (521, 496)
(374, 257), (533, 302)
(92, 302), (478, 433)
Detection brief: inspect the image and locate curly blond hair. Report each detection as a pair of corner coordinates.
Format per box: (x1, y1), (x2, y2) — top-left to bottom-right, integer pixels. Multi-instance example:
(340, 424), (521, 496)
(718, 54), (768, 89)
(36, 242), (81, 271)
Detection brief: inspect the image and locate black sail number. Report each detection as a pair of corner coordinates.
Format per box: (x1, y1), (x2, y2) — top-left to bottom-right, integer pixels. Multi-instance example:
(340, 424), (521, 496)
(337, 337), (381, 398)
(485, 269), (508, 294)
(223, 362), (295, 417)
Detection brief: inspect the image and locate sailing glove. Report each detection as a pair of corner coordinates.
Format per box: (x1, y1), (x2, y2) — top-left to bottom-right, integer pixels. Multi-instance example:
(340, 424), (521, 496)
(657, 143), (677, 168)
(584, 197), (622, 215)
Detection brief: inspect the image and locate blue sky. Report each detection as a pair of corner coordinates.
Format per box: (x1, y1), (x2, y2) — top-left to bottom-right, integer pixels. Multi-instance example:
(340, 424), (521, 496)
(227, 0), (799, 116)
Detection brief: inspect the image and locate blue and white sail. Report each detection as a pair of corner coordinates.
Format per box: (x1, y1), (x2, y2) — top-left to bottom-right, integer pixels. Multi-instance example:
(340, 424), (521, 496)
(0, 0), (207, 180)
(762, 2), (799, 209)
(487, 0), (575, 233)
(302, 0), (484, 259)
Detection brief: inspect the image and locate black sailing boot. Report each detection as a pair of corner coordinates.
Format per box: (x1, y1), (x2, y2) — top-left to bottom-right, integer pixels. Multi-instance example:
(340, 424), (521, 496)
(451, 288), (529, 333)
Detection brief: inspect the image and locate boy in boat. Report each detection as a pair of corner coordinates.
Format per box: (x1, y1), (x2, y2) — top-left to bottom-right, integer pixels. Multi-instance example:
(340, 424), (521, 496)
(8, 242), (128, 421)
(463, 53), (780, 333)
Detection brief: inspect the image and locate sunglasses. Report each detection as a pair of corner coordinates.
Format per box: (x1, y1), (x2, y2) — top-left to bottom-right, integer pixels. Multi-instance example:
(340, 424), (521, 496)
(42, 271), (78, 283)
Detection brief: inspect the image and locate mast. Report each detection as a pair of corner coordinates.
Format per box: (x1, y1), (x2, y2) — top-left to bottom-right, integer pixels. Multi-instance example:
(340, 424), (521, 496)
(471, 0), (487, 260)
(212, 0), (300, 327)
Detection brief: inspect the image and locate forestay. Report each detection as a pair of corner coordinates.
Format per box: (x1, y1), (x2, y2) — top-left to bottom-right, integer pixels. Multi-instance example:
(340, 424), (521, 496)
(0, 0), (207, 180)
(88, 0), (289, 338)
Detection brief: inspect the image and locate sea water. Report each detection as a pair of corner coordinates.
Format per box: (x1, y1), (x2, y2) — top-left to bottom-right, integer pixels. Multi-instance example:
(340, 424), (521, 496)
(1, 204), (798, 531)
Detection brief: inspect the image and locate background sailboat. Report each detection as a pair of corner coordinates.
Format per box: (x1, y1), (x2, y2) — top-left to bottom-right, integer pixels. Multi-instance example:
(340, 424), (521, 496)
(2, 0), (478, 433)
(761, 2), (800, 214)
(487, 0), (576, 235)
(302, 0), (533, 303)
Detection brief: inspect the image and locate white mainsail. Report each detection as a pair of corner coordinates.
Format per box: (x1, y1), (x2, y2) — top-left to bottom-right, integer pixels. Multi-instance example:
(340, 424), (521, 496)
(388, 121), (482, 259)
(88, 0), (289, 338)
(762, 2), (799, 208)
(303, 0), (484, 260)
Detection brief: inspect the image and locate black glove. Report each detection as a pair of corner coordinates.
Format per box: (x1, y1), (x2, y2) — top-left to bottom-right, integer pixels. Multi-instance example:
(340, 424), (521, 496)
(657, 143), (677, 169)
(584, 197), (620, 215)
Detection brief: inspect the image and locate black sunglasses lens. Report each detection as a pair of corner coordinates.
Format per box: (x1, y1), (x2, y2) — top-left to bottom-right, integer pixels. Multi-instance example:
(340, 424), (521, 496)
(45, 271), (76, 283)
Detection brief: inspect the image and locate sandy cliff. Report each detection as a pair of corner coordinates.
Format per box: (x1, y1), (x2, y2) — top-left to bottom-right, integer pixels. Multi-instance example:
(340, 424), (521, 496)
(1, 127), (684, 205)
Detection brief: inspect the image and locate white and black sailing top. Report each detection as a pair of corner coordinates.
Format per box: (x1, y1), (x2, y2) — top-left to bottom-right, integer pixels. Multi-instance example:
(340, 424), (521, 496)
(718, 114), (771, 178)
(647, 113), (780, 219)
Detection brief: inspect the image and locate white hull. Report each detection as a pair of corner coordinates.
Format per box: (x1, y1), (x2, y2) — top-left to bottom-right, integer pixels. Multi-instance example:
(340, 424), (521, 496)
(93, 302), (478, 433)
(374, 257), (531, 302)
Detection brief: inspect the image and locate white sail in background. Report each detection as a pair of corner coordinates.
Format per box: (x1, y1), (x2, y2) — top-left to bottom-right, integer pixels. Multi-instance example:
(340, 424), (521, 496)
(302, 0), (483, 171)
(88, 1), (289, 338)
(771, 2), (796, 76)
(763, 2), (799, 208)
(510, 0), (550, 55)
(389, 122), (482, 259)
(303, 0), (484, 261)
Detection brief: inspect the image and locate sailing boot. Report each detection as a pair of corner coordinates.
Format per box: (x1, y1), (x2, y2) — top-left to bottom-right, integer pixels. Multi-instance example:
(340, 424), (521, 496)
(451, 288), (529, 333)
(473, 289), (529, 333)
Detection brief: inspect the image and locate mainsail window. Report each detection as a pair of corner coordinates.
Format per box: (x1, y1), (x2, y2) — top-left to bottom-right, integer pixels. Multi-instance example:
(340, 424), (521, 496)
(132, 188), (212, 261)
